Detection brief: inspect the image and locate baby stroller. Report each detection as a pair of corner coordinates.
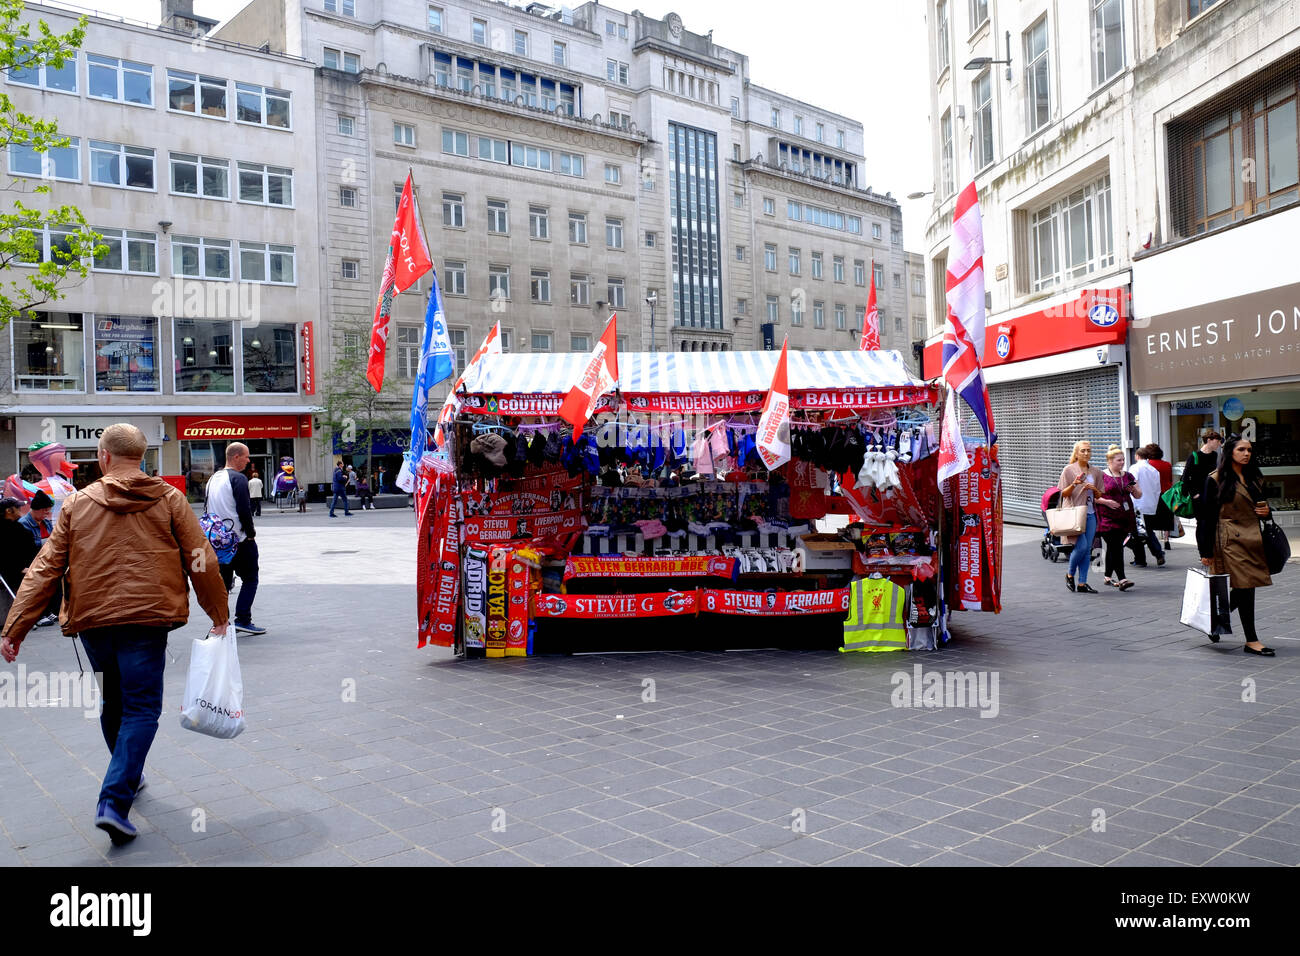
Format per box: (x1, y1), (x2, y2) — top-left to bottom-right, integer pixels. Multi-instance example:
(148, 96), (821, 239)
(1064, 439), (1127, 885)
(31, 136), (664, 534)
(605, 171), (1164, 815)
(1040, 487), (1101, 565)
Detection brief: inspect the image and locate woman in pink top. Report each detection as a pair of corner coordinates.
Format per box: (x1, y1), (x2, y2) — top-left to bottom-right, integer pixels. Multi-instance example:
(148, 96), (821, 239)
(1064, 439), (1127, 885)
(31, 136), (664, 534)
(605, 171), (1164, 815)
(1057, 441), (1105, 593)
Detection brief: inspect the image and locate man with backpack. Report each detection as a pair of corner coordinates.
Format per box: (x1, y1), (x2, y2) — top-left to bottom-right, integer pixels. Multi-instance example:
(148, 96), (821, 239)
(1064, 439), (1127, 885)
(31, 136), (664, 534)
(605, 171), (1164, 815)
(205, 442), (265, 635)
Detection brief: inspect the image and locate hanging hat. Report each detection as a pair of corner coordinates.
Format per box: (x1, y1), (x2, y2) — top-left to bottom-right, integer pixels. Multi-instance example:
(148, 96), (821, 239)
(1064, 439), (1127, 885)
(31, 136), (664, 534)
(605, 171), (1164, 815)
(469, 433), (508, 468)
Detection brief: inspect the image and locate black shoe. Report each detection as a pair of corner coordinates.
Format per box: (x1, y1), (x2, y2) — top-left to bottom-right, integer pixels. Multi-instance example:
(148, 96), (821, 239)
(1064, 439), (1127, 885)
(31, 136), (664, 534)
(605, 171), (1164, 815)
(1244, 644), (1275, 656)
(1156, 556), (1166, 566)
(1208, 631), (1220, 644)
(1129, 560), (1148, 567)
(1065, 573), (1076, 592)
(1076, 583), (1099, 593)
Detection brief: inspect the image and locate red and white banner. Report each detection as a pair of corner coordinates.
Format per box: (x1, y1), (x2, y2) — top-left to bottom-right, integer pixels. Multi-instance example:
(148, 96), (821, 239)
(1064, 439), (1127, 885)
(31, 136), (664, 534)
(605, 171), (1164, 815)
(562, 555), (738, 582)
(700, 588), (850, 616)
(793, 386), (940, 410)
(367, 173), (433, 392)
(559, 314), (618, 439)
(458, 393), (616, 416)
(495, 468), (582, 495)
(434, 322), (503, 448)
(485, 546), (510, 658)
(462, 509), (584, 545)
(859, 260), (880, 351)
(462, 546), (488, 650)
(458, 387), (938, 417)
(532, 591), (698, 619)
(506, 554), (533, 657)
(937, 386), (971, 485)
(460, 482), (581, 518)
(416, 460), (459, 648)
(757, 337), (791, 471)
(623, 391), (766, 414)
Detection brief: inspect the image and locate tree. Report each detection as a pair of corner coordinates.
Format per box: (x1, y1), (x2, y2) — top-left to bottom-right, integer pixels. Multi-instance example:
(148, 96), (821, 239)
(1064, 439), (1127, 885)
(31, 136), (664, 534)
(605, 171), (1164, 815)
(316, 315), (408, 482)
(0, 1), (103, 330)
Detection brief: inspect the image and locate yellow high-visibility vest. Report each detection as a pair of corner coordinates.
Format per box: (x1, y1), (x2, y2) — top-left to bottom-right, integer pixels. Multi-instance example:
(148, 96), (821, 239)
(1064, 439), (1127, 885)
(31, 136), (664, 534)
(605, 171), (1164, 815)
(841, 576), (907, 652)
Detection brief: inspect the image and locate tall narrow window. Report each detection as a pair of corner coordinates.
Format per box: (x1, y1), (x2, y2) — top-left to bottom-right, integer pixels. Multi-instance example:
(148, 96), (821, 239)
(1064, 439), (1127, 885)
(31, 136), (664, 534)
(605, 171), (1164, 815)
(936, 1), (950, 73)
(1091, 0), (1125, 87)
(973, 71), (994, 169)
(940, 109), (954, 195)
(1024, 18), (1050, 134)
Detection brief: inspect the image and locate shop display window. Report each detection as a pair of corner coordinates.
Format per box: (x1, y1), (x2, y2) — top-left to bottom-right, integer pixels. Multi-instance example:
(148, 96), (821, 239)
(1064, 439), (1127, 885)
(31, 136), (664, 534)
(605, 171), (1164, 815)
(174, 318), (236, 392)
(242, 322), (297, 393)
(94, 315), (159, 392)
(12, 311), (84, 391)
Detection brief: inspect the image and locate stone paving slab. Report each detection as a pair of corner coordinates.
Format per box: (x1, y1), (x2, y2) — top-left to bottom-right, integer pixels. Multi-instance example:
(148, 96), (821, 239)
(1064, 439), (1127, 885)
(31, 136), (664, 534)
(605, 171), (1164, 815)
(2, 512), (1298, 866)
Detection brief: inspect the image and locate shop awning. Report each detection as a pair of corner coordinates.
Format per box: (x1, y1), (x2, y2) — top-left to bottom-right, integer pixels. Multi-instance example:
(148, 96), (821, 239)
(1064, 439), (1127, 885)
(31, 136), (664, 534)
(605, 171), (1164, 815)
(461, 349), (926, 396)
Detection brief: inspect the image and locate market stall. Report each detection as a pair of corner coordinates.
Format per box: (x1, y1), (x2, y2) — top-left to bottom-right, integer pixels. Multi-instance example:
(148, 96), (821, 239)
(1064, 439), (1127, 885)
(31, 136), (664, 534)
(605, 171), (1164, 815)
(413, 348), (1001, 657)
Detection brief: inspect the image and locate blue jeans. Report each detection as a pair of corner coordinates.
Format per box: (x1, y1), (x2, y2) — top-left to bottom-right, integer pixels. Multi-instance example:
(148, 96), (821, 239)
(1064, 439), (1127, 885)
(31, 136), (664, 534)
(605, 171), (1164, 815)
(79, 626), (169, 815)
(329, 489), (351, 515)
(219, 538), (259, 624)
(1068, 511), (1098, 582)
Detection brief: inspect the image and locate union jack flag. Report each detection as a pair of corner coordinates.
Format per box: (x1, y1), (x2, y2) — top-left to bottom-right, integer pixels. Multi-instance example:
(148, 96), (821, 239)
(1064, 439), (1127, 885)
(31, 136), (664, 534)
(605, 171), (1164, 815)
(941, 180), (995, 446)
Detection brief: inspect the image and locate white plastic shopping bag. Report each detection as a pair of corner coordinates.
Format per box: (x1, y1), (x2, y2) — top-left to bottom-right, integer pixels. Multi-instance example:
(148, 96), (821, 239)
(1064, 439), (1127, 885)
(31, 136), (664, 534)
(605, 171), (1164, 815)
(180, 630), (246, 738)
(1179, 568), (1232, 637)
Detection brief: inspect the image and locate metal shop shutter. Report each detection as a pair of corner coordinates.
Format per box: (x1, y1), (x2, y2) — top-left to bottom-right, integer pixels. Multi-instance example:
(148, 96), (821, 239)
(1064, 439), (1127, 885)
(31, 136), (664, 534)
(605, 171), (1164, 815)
(988, 365), (1121, 521)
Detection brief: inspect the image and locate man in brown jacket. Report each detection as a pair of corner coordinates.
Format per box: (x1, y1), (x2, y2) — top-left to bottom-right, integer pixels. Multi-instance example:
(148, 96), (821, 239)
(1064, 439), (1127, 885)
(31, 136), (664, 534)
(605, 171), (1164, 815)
(1, 424), (230, 845)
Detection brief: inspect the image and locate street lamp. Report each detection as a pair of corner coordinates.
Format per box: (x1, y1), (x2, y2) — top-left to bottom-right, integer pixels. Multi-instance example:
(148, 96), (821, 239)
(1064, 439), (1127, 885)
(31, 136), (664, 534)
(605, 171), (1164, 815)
(645, 289), (658, 353)
(964, 32), (1013, 81)
(907, 190), (933, 200)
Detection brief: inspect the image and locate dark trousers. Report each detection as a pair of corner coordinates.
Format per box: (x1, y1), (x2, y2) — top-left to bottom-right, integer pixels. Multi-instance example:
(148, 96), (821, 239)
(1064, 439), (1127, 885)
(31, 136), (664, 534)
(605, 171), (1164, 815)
(219, 538), (259, 624)
(1100, 529), (1128, 580)
(1230, 588), (1259, 643)
(79, 626), (169, 815)
(329, 489), (351, 515)
(251, 497), (262, 517)
(1128, 525), (1165, 564)
(359, 492), (374, 509)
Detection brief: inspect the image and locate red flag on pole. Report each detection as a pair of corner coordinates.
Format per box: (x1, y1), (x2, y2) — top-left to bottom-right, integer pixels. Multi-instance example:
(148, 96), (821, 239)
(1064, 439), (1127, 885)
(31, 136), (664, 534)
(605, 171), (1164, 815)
(366, 173), (433, 392)
(558, 314), (619, 440)
(859, 258), (880, 351)
(757, 337), (791, 471)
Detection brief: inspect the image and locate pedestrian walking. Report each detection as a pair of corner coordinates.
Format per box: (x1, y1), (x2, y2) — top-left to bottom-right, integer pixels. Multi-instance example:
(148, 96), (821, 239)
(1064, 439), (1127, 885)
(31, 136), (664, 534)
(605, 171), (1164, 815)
(1097, 445), (1141, 590)
(248, 469), (263, 517)
(1058, 440), (1104, 594)
(1145, 443), (1176, 546)
(0, 496), (38, 600)
(376, 465), (388, 494)
(329, 460), (353, 517)
(357, 475), (373, 510)
(1, 424), (230, 846)
(205, 442), (266, 635)
(1197, 436), (1276, 656)
(1182, 430), (1223, 523)
(1128, 446), (1166, 567)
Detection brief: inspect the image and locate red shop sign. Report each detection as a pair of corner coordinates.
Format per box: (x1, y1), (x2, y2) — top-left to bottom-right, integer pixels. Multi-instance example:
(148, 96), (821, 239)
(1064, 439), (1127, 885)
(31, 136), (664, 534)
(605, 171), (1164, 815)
(177, 414), (312, 440)
(301, 322), (316, 396)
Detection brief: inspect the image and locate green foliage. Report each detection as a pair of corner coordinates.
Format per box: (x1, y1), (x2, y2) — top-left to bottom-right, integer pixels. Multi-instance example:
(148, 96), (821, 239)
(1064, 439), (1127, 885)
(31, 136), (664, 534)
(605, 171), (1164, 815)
(317, 315), (406, 476)
(0, 1), (104, 330)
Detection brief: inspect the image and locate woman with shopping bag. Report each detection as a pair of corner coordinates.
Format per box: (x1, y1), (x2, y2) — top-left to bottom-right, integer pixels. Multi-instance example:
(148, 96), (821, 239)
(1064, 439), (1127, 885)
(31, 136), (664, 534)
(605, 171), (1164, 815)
(1057, 440), (1105, 594)
(1097, 445), (1141, 590)
(1196, 436), (1275, 656)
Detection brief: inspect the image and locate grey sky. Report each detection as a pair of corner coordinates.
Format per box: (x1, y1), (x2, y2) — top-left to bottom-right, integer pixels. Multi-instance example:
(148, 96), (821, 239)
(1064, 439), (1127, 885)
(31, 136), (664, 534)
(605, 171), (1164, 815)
(82, 0), (934, 248)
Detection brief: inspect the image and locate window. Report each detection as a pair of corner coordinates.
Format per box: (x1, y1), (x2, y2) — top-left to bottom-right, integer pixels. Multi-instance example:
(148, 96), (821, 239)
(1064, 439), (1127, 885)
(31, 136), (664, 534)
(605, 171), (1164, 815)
(323, 48), (360, 73)
(893, 272), (902, 289)
(169, 153), (228, 199)
(605, 216), (624, 248)
(872, 222), (882, 240)
(569, 274), (590, 306)
(444, 259), (466, 295)
(568, 212), (587, 243)
(427, 5), (443, 32)
(892, 227), (901, 245)
(474, 136), (506, 164)
(442, 191), (464, 227)
(239, 242), (296, 285)
(441, 129), (468, 155)
(514, 30), (528, 57)
(788, 248), (801, 275)
(9, 137), (79, 181)
(338, 114), (355, 135)
(530, 269), (551, 302)
(764, 243), (777, 271)
(341, 258), (359, 280)
(510, 143), (552, 171)
(851, 307), (861, 332)
(936, 1), (950, 72)
(788, 200), (803, 220)
(733, 190), (744, 208)
(794, 116), (803, 136)
(92, 229), (157, 275)
(736, 298), (747, 315)
(607, 20), (616, 35)
(529, 205), (549, 239)
(90, 141), (155, 189)
(174, 318), (235, 392)
(531, 332), (552, 351)
(732, 143), (741, 161)
(608, 277), (625, 308)
(235, 83), (291, 129)
(167, 70), (226, 117)
(874, 263), (884, 289)
(396, 325), (421, 379)
(8, 40), (76, 92)
(237, 162), (293, 206)
(973, 71), (993, 169)
(488, 199), (509, 234)
(553, 41), (566, 66)
(1028, 174), (1114, 292)
(1024, 18), (1050, 134)
(771, 107), (780, 128)
(762, 197), (775, 216)
(497, 329), (512, 352)
(731, 97), (740, 118)
(559, 152), (584, 177)
(852, 259), (864, 285)
(324, 0), (355, 14)
(970, 0), (988, 29)
(604, 164), (621, 184)
(473, 19), (486, 44)
(619, 23), (627, 38)
(489, 264), (510, 299)
(570, 333), (590, 352)
(88, 54), (152, 105)
(811, 251), (823, 279)
(940, 109), (954, 196)
(835, 304), (847, 330)
(766, 295), (779, 323)
(89, 314), (160, 393)
(172, 236), (232, 280)
(606, 59), (629, 85)
(644, 231), (655, 247)
(813, 301), (825, 328)
(815, 122), (825, 142)
(837, 129), (845, 149)
(791, 297), (804, 326)
(914, 275), (925, 295)
(1188, 0), (1220, 15)
(1091, 0), (1125, 87)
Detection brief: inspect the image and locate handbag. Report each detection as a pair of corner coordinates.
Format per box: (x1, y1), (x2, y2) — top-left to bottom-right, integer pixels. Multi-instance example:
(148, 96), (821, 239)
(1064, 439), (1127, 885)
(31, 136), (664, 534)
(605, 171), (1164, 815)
(1180, 567), (1232, 637)
(1260, 517), (1291, 575)
(1161, 483), (1194, 518)
(1047, 502), (1088, 536)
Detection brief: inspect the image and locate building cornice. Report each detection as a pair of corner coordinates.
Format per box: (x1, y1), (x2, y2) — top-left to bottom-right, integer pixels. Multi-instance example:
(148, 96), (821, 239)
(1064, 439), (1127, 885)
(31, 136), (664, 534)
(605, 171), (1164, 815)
(747, 83), (864, 130)
(739, 160), (900, 211)
(632, 36), (734, 73)
(372, 147), (642, 200)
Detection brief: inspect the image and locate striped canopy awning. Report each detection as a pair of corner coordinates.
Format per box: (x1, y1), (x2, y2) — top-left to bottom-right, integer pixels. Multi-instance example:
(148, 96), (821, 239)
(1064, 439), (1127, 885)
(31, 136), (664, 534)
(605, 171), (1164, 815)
(460, 349), (924, 395)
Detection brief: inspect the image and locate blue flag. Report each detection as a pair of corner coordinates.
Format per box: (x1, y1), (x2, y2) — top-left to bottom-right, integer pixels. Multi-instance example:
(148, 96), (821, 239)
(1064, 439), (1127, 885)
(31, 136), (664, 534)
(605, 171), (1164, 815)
(406, 268), (455, 467)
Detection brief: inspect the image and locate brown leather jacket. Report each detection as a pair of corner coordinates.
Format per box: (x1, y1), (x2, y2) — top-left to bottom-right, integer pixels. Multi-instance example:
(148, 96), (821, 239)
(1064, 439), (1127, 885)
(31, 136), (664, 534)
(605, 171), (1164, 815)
(1, 473), (230, 645)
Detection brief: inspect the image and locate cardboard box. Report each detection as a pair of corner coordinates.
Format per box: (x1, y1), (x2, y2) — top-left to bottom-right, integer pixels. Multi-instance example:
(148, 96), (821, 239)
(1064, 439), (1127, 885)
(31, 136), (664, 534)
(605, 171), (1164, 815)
(797, 534), (856, 570)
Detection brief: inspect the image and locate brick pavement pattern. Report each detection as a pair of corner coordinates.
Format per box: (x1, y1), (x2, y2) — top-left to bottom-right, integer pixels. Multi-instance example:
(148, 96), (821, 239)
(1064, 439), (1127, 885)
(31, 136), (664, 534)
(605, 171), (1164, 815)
(2, 511), (1298, 867)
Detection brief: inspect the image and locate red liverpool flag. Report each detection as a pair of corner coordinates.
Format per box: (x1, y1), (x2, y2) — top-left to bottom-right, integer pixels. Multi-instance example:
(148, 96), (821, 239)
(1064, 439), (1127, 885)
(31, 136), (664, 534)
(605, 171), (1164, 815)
(558, 314), (618, 440)
(757, 337), (791, 470)
(366, 173), (433, 391)
(859, 259), (880, 350)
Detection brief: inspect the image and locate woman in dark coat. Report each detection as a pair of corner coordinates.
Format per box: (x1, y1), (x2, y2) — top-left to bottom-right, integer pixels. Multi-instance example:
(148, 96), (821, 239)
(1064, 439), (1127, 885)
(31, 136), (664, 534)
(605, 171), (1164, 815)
(1197, 437), (1274, 655)
(0, 496), (39, 598)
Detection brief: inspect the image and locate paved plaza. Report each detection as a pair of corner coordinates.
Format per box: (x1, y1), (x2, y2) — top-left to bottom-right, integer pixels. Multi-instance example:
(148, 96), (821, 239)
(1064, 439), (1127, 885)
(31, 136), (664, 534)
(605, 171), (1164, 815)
(2, 508), (1298, 867)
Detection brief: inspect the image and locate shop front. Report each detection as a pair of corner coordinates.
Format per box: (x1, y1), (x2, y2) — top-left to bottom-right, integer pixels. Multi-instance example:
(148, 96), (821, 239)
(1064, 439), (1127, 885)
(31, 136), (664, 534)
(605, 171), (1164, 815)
(1131, 207), (1300, 525)
(177, 413), (312, 501)
(13, 414), (164, 487)
(332, 428), (408, 492)
(923, 282), (1131, 521)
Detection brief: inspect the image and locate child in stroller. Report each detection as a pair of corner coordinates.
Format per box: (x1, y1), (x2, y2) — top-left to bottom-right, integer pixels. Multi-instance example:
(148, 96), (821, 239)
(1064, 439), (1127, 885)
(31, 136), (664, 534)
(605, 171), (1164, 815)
(1040, 486), (1101, 565)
